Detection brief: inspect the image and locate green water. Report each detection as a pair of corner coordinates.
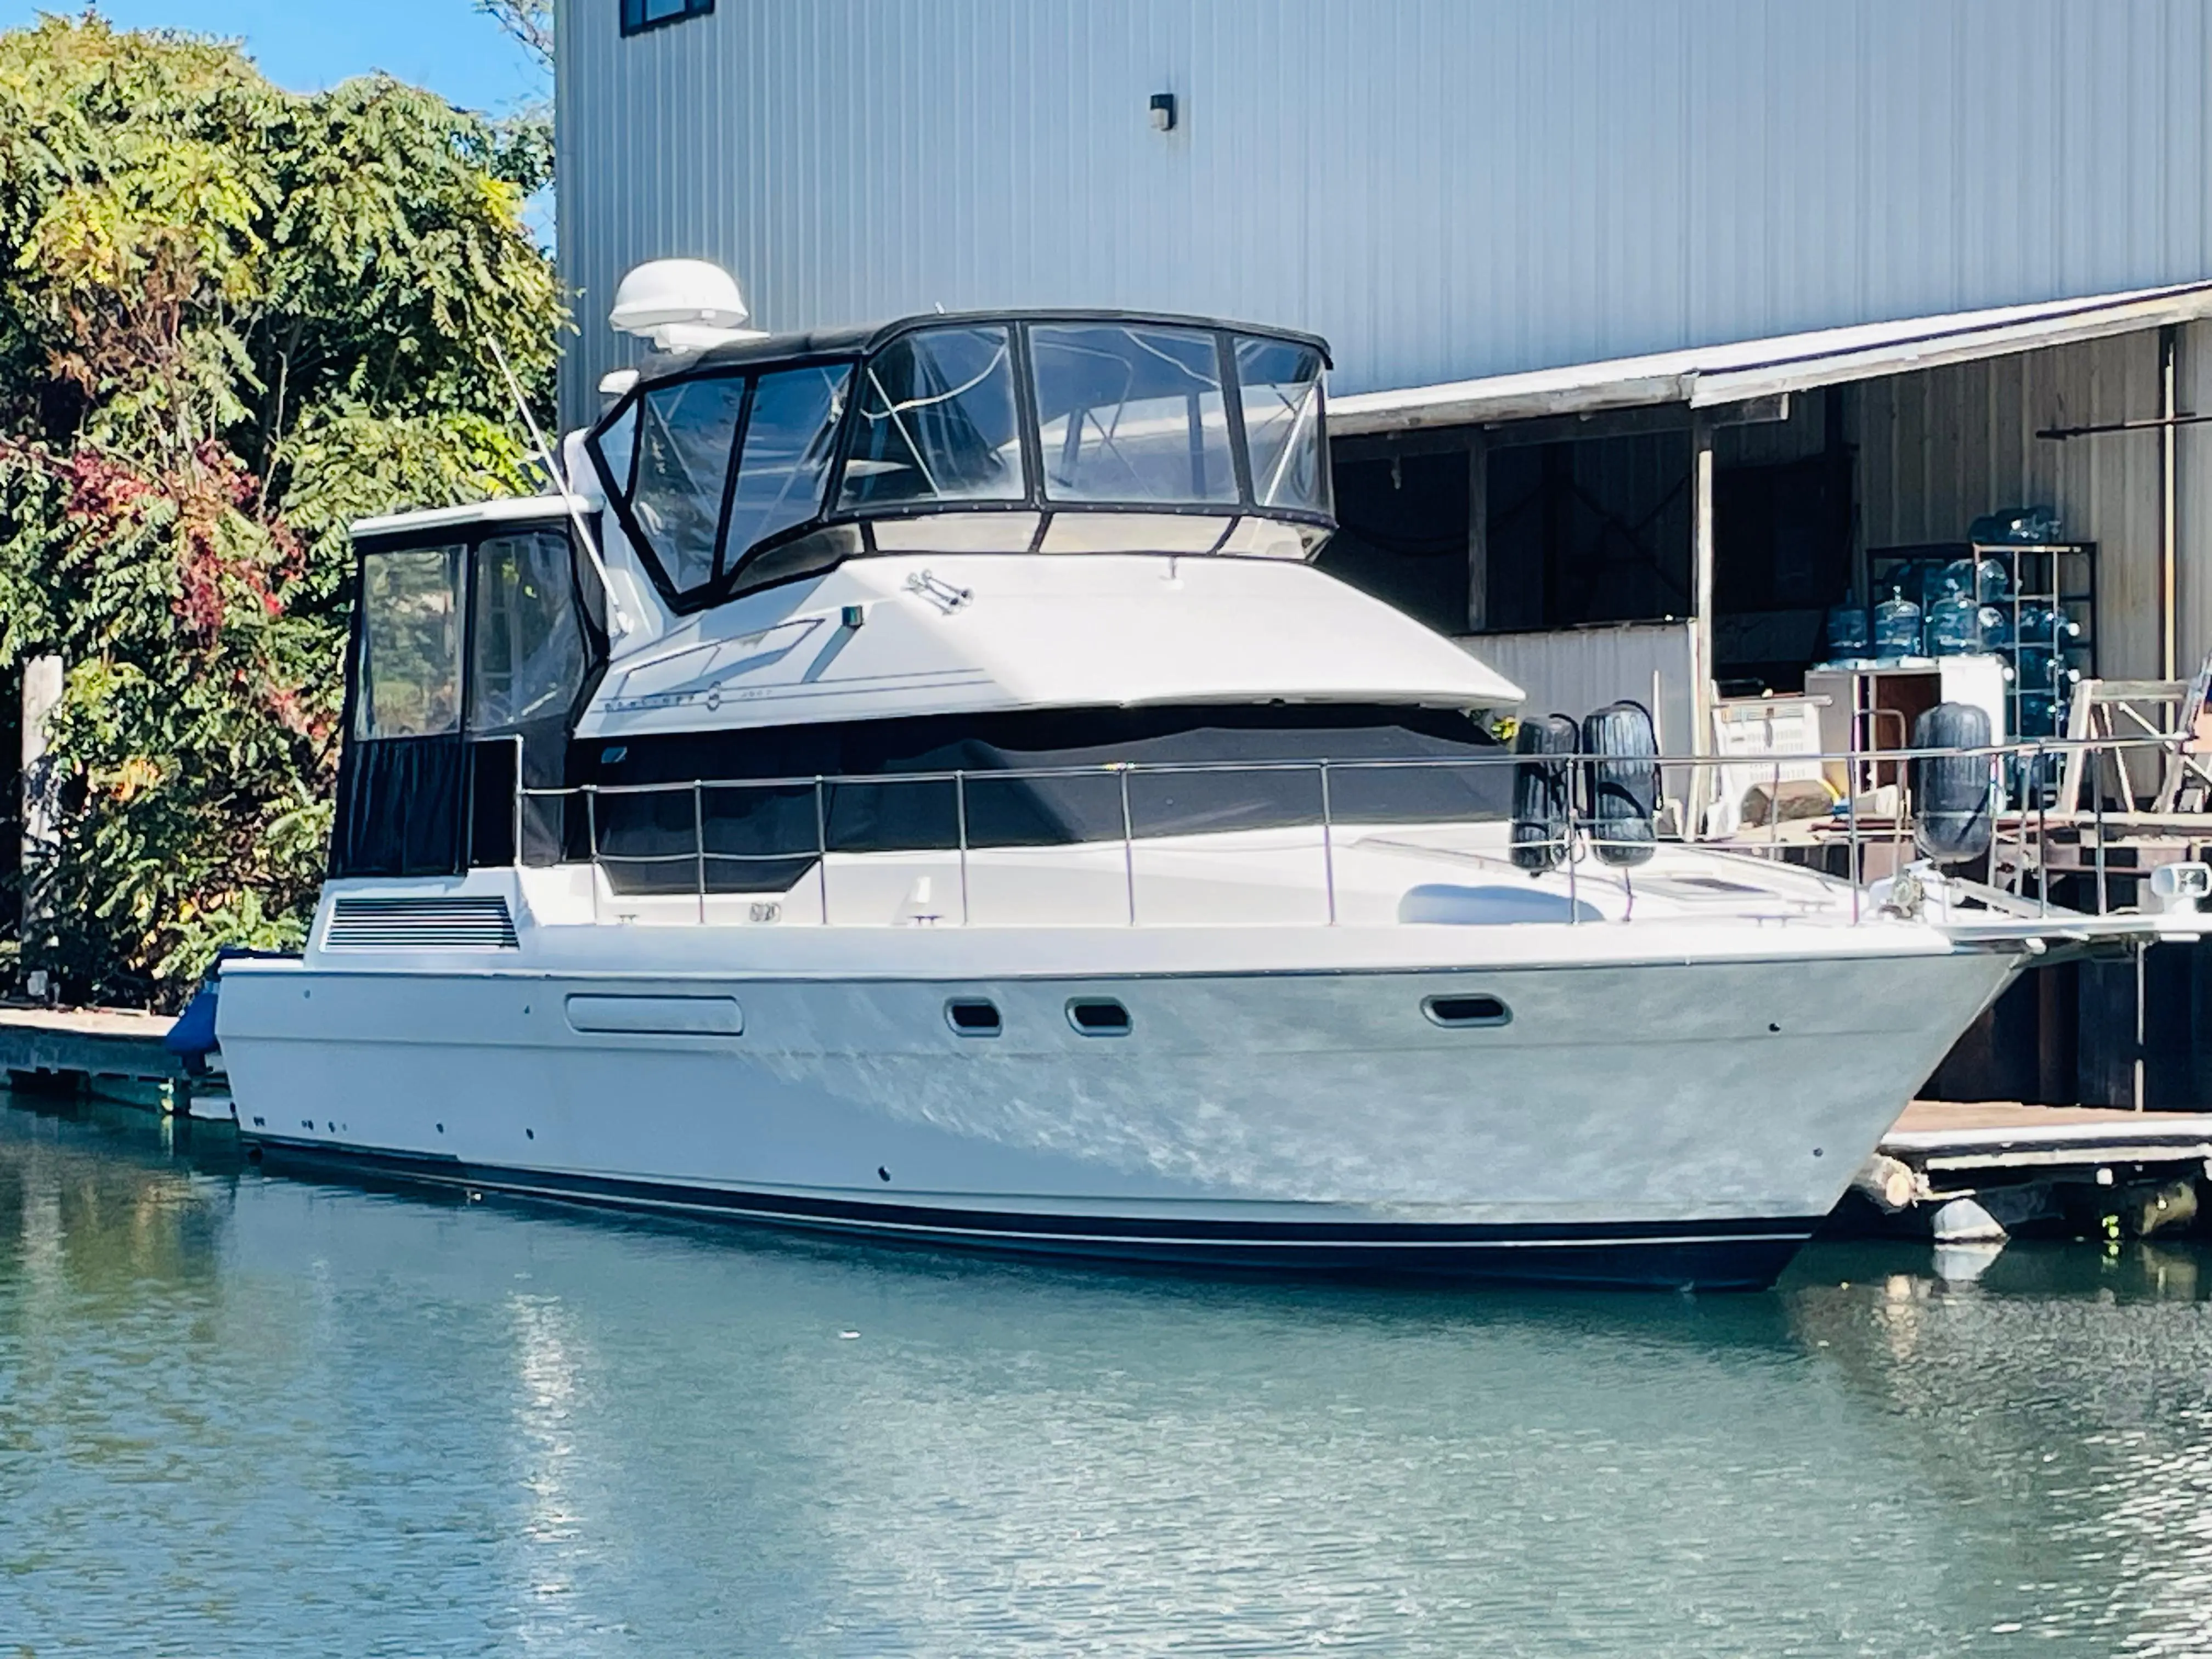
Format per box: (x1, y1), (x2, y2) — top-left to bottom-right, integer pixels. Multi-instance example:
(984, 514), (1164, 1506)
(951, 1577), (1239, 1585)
(3, 1096), (2211, 1656)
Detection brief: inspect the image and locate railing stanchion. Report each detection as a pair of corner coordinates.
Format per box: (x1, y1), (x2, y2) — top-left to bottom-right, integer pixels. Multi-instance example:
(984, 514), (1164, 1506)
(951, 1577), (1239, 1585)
(814, 777), (830, 927)
(2036, 740), (2049, 917)
(2094, 740), (2108, 915)
(585, 788), (600, 927)
(1768, 755), (1781, 858)
(692, 781), (707, 924)
(1566, 750), (1579, 924)
(1318, 761), (1336, 926)
(1119, 765), (1137, 927)
(511, 733), (526, 868)
(955, 770), (970, 928)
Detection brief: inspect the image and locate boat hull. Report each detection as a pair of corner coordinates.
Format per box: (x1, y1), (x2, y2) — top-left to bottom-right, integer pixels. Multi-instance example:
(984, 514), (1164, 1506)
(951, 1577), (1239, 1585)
(218, 942), (2016, 1290)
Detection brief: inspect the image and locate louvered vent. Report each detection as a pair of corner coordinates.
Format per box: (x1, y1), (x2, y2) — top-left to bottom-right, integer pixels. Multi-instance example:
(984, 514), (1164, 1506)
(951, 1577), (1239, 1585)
(324, 896), (520, 950)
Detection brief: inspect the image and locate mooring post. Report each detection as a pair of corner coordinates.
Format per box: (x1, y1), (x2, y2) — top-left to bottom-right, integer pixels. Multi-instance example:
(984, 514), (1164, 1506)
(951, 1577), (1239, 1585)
(19, 654), (62, 995)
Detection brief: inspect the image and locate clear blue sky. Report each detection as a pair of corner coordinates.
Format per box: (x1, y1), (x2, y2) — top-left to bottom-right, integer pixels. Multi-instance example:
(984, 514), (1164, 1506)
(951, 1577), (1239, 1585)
(0, 2), (543, 114)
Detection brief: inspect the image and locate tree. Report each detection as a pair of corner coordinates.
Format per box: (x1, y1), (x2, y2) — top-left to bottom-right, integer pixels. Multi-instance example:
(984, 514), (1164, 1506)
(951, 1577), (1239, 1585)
(0, 15), (566, 1005)
(476, 0), (553, 72)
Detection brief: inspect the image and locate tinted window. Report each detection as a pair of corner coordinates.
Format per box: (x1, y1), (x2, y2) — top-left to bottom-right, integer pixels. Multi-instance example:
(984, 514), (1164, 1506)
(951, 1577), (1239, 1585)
(1236, 336), (1328, 512)
(468, 532), (587, 733)
(633, 375), (744, 592)
(839, 326), (1025, 509)
(723, 365), (850, 576)
(1031, 324), (1236, 505)
(356, 546), (465, 740)
(622, 0), (712, 33)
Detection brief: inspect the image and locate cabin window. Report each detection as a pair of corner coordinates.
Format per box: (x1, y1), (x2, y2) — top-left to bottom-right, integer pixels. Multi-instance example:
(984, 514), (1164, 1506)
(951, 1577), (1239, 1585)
(633, 374), (746, 592)
(1031, 324), (1237, 506)
(622, 0), (712, 35)
(838, 325), (1025, 509)
(721, 365), (851, 578)
(1235, 337), (1329, 513)
(468, 532), (589, 733)
(354, 546), (465, 740)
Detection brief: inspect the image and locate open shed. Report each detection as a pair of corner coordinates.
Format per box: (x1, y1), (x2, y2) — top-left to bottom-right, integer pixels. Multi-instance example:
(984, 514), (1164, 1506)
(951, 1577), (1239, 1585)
(1324, 281), (2212, 759)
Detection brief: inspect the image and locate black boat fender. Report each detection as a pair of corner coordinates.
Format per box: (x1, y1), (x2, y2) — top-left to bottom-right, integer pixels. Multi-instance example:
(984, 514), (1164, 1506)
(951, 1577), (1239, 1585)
(1911, 702), (1996, 865)
(1582, 700), (1660, 868)
(1511, 713), (1580, 873)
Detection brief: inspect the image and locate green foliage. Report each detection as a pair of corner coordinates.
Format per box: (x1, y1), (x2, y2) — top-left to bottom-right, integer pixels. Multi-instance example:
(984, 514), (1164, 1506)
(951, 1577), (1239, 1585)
(0, 14), (566, 1005)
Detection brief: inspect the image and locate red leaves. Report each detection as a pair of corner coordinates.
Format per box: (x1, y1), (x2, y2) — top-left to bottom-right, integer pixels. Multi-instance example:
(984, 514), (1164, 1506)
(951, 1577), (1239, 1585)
(60, 448), (155, 522)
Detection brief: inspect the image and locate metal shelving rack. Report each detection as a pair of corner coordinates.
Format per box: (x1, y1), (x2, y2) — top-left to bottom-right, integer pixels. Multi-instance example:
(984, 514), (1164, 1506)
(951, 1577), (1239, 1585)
(1865, 540), (2097, 740)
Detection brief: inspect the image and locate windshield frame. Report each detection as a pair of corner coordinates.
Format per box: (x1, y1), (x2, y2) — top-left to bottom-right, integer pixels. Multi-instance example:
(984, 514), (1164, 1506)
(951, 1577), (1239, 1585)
(586, 312), (1333, 614)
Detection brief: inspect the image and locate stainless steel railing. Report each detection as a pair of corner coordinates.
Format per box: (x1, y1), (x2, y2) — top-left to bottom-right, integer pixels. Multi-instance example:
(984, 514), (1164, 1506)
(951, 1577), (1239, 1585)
(509, 728), (2206, 928)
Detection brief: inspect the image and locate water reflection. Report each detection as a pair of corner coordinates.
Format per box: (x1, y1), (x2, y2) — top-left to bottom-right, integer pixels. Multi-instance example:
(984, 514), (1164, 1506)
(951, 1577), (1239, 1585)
(3, 1097), (2211, 1655)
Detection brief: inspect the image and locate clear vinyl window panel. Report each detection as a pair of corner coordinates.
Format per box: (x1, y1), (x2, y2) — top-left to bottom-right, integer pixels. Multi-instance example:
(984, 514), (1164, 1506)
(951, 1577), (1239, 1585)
(467, 532), (588, 733)
(621, 0), (713, 35)
(632, 374), (746, 593)
(355, 546), (465, 740)
(1235, 336), (1328, 513)
(723, 364), (850, 578)
(838, 325), (1025, 510)
(1031, 324), (1237, 506)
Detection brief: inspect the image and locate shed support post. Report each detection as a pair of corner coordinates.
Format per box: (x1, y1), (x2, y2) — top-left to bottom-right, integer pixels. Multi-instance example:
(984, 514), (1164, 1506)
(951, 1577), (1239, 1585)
(1464, 435), (1488, 635)
(2161, 324), (2180, 683)
(1689, 414), (1717, 823)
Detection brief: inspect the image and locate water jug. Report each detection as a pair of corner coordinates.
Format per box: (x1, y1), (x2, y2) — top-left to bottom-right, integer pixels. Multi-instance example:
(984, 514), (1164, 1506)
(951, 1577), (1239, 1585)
(1824, 601), (1871, 660)
(1872, 587), (1922, 658)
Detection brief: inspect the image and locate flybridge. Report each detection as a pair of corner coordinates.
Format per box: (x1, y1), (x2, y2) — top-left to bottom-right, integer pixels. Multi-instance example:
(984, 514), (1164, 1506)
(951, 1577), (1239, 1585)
(582, 311), (1335, 614)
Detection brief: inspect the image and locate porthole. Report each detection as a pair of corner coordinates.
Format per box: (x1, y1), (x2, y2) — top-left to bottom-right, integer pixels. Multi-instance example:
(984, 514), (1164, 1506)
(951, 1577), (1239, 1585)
(945, 998), (1002, 1037)
(1423, 994), (1511, 1029)
(1066, 998), (1132, 1037)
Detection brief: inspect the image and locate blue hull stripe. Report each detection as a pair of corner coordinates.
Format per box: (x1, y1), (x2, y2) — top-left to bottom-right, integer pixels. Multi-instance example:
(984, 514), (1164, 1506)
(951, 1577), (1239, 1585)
(249, 1136), (1819, 1289)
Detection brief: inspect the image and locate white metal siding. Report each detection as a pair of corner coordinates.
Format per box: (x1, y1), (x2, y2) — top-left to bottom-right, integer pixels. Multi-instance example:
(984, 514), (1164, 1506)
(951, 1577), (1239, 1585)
(557, 0), (2212, 427)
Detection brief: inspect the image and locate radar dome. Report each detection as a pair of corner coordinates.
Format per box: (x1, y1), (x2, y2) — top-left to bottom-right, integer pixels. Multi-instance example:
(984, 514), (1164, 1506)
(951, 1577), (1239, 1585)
(608, 259), (765, 352)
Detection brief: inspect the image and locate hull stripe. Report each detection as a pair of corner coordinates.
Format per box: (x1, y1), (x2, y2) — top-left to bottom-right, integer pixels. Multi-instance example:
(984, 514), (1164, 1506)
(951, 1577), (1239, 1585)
(249, 1135), (1819, 1285)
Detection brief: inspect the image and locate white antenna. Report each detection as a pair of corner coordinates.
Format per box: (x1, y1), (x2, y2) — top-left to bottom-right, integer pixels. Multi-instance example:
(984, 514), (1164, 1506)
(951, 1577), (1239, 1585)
(486, 335), (631, 638)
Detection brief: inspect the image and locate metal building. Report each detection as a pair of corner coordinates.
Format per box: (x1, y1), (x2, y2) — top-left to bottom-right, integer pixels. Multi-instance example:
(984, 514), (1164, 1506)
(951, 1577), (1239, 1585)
(556, 0), (2212, 413)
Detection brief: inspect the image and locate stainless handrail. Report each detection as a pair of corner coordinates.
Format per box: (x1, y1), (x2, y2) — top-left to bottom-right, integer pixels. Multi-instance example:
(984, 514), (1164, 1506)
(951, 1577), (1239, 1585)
(521, 731), (2188, 928)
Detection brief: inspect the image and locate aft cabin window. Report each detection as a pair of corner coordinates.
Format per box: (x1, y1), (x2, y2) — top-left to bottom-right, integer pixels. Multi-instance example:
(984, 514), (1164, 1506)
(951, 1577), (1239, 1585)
(1031, 323), (1237, 505)
(467, 532), (590, 733)
(336, 515), (605, 882)
(355, 546), (464, 740)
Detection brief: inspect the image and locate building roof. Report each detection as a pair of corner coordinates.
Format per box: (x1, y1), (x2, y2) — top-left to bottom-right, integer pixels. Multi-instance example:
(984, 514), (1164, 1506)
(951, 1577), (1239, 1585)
(1330, 280), (2212, 435)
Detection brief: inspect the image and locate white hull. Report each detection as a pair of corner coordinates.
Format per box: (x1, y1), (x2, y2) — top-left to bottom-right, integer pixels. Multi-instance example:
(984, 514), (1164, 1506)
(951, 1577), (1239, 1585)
(217, 899), (2017, 1289)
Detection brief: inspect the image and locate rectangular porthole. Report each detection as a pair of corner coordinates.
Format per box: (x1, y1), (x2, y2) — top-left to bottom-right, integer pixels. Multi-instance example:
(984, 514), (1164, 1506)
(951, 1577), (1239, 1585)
(1423, 994), (1510, 1029)
(946, 998), (1002, 1037)
(1066, 998), (1132, 1037)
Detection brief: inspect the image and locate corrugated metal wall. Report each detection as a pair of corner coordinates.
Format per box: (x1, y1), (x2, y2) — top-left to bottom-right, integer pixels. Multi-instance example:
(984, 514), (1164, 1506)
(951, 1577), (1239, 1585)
(1853, 323), (2212, 678)
(557, 0), (2212, 426)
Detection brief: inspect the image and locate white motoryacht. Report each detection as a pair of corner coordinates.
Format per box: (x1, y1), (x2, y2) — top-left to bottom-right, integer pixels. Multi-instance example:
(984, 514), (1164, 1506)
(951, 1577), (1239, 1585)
(215, 275), (2182, 1288)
